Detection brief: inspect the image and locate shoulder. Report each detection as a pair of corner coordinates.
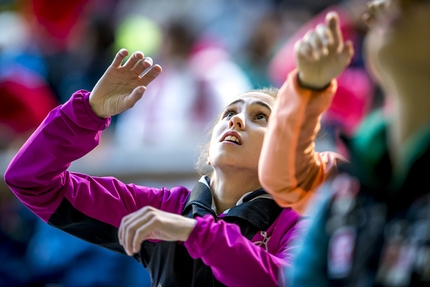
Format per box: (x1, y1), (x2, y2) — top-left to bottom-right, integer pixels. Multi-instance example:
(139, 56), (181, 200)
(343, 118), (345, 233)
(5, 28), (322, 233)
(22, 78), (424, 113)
(278, 208), (301, 226)
(270, 208), (302, 240)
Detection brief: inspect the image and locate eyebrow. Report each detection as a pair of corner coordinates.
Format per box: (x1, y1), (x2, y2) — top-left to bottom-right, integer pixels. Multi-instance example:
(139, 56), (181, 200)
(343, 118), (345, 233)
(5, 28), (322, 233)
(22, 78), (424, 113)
(226, 99), (272, 112)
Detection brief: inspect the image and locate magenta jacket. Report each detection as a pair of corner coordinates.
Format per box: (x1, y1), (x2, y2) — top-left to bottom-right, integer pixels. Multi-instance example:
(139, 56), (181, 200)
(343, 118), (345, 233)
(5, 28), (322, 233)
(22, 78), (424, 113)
(5, 90), (301, 287)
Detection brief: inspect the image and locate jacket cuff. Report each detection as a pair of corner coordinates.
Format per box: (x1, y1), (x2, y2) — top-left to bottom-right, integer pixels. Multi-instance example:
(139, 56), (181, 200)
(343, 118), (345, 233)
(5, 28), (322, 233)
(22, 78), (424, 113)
(61, 90), (111, 131)
(184, 215), (217, 259)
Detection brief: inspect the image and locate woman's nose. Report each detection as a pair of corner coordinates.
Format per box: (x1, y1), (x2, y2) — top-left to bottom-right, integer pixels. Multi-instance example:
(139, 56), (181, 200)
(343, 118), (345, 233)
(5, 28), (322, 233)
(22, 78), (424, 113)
(229, 114), (245, 130)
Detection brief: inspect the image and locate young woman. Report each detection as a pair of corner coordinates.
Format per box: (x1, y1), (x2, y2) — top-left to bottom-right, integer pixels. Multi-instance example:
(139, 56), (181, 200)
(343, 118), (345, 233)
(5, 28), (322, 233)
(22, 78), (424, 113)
(5, 13), (351, 286)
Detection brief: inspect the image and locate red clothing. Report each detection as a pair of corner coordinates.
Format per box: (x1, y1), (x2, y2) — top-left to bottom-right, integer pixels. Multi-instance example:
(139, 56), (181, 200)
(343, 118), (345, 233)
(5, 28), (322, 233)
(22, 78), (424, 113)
(0, 68), (58, 135)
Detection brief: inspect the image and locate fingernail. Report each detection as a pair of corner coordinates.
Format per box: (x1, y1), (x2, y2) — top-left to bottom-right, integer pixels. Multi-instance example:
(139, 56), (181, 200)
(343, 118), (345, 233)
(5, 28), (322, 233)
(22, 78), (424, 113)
(313, 52), (320, 60)
(134, 51), (143, 58)
(323, 47), (329, 55)
(144, 57), (153, 65)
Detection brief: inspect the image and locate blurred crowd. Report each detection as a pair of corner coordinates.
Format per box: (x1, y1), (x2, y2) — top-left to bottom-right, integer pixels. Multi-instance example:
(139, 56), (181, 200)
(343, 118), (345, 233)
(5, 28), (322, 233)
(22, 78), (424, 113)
(0, 0), (379, 286)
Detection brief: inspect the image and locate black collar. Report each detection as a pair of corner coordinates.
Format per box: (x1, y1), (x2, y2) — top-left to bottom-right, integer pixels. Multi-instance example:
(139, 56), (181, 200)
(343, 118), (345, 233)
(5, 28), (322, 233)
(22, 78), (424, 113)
(183, 177), (284, 231)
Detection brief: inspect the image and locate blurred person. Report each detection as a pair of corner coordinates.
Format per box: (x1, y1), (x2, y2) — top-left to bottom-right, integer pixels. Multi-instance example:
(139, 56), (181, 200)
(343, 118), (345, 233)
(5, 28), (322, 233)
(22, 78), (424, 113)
(114, 17), (251, 150)
(18, 0), (92, 104)
(20, 0), (91, 55)
(18, 0), (120, 103)
(0, 67), (59, 150)
(51, 8), (118, 105)
(236, 10), (283, 89)
(5, 49), (301, 287)
(0, 10), (59, 151)
(285, 0), (430, 286)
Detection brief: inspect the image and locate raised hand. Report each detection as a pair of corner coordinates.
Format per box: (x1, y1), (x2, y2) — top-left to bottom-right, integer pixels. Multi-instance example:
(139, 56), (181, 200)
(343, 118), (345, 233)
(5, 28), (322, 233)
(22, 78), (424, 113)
(89, 49), (162, 118)
(118, 206), (197, 256)
(295, 12), (354, 89)
(362, 0), (391, 28)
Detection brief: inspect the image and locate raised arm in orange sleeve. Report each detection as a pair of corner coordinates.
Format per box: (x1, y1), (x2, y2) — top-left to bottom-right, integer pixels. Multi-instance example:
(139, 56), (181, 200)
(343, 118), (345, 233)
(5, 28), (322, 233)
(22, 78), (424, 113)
(259, 69), (347, 215)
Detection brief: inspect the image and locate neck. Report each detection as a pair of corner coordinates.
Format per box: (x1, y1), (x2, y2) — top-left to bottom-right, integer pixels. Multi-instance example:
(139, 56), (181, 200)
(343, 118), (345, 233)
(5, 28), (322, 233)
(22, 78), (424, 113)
(209, 167), (262, 214)
(383, 67), (430, 163)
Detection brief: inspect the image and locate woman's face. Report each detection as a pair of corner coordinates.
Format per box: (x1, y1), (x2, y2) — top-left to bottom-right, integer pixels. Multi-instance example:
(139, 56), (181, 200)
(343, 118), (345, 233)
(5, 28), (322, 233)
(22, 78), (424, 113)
(364, 0), (430, 81)
(208, 92), (275, 173)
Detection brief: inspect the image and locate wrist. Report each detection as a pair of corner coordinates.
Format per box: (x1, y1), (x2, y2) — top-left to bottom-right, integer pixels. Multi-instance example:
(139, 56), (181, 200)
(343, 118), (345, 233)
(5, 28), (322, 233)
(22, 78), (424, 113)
(297, 73), (331, 91)
(182, 218), (197, 242)
(88, 96), (108, 119)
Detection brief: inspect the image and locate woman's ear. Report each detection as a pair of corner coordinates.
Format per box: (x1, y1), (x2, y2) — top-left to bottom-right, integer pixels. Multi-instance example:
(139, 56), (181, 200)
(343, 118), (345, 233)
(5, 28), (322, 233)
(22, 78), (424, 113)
(206, 151), (211, 165)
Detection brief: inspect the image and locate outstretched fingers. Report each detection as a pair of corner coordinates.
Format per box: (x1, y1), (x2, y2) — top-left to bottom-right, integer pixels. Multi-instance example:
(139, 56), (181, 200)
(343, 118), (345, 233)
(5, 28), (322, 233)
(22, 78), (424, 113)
(363, 0), (388, 27)
(340, 40), (354, 66)
(132, 57), (154, 76)
(122, 51), (145, 70)
(326, 12), (343, 52)
(295, 24), (332, 62)
(305, 30), (324, 60)
(122, 86), (147, 110)
(295, 32), (316, 61)
(122, 55), (162, 108)
(111, 49), (129, 67)
(140, 64), (162, 86)
(315, 24), (333, 55)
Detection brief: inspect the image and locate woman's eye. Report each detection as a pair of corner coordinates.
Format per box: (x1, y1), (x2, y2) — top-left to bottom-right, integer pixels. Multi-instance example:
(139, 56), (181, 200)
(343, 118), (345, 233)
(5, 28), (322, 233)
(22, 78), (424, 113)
(255, 113), (269, 122)
(223, 110), (236, 118)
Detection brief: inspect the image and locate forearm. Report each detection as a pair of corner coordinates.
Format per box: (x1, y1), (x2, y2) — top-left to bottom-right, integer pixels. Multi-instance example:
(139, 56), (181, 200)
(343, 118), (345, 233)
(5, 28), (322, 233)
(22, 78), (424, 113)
(259, 70), (344, 213)
(4, 90), (110, 222)
(185, 215), (285, 287)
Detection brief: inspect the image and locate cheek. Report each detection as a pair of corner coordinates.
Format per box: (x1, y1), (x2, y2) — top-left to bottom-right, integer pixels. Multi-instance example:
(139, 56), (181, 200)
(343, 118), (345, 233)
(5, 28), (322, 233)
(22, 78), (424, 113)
(210, 124), (222, 146)
(208, 136), (216, 159)
(208, 126), (221, 158)
(250, 130), (266, 154)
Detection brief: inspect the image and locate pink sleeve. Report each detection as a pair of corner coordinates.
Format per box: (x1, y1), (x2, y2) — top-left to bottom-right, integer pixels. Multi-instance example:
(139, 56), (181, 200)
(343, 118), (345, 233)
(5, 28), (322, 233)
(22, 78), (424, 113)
(259, 70), (346, 215)
(4, 91), (189, 227)
(185, 215), (290, 287)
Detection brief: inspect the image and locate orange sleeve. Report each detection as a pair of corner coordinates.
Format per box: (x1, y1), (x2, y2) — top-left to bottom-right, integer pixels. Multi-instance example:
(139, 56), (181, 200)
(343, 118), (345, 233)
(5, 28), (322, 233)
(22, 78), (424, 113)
(258, 69), (346, 215)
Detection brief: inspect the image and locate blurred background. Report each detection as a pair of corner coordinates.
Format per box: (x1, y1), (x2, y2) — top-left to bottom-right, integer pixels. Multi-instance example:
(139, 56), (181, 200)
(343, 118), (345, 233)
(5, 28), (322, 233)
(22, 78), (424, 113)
(0, 0), (381, 286)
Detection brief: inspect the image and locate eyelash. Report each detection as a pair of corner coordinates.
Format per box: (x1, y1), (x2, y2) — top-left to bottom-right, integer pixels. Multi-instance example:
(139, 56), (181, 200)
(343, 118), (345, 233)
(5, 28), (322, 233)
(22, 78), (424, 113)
(222, 109), (236, 119)
(221, 109), (269, 121)
(255, 112), (269, 121)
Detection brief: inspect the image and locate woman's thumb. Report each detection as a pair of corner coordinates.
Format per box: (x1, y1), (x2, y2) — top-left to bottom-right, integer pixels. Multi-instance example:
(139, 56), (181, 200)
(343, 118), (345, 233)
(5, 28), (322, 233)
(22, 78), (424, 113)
(125, 86), (146, 109)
